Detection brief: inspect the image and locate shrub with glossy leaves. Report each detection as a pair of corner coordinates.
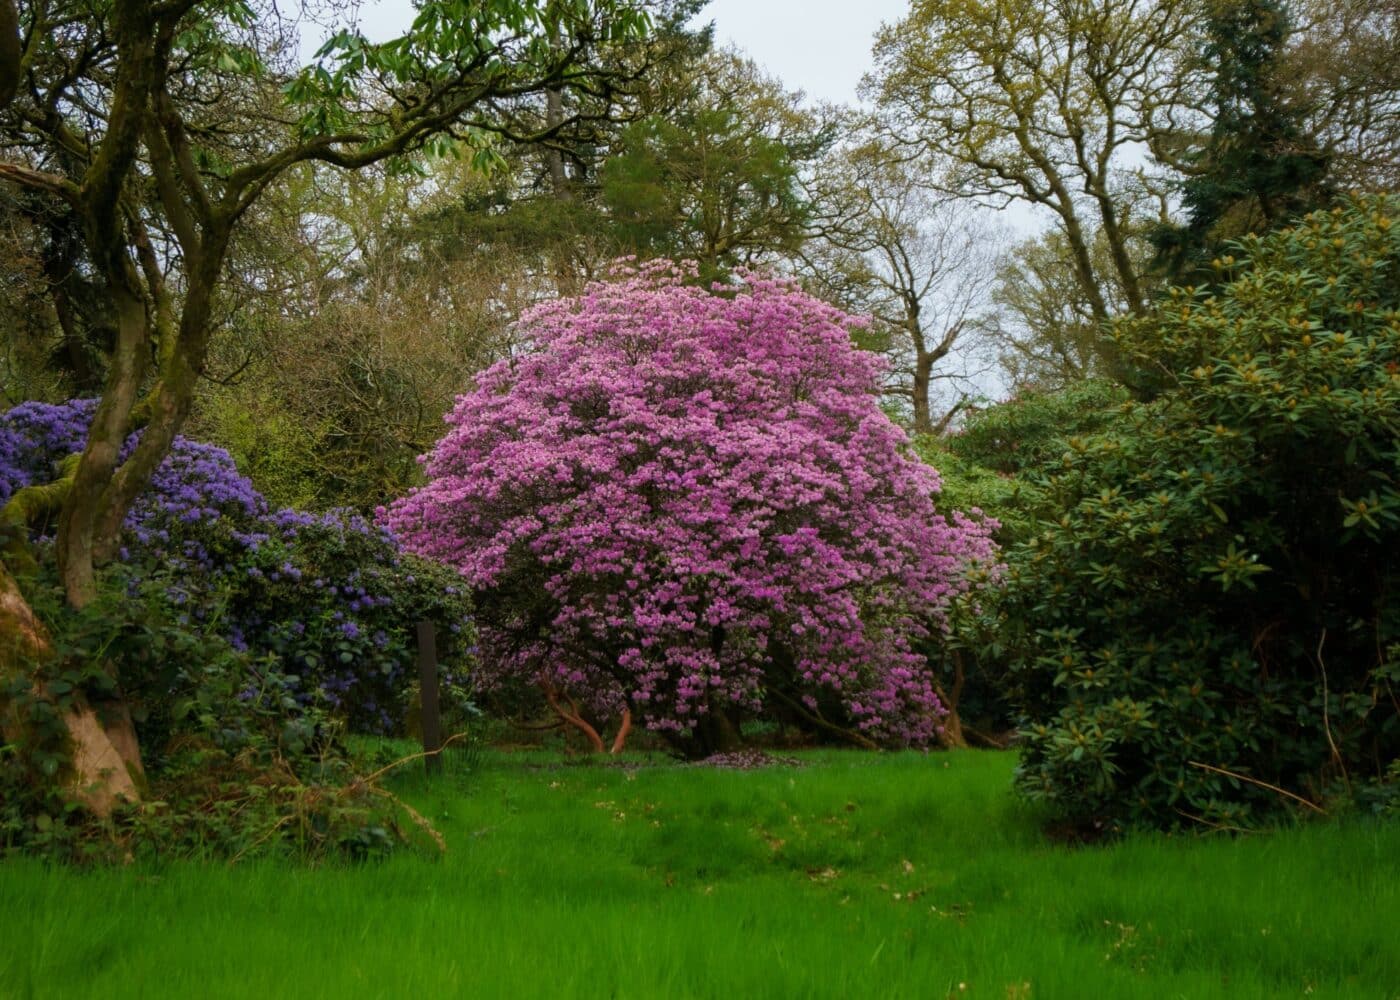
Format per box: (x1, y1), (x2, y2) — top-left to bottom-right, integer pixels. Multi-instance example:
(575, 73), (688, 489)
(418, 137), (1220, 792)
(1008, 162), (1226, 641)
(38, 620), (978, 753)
(385, 261), (997, 755)
(911, 382), (1134, 744)
(1007, 198), (1400, 831)
(1, 401), (474, 735)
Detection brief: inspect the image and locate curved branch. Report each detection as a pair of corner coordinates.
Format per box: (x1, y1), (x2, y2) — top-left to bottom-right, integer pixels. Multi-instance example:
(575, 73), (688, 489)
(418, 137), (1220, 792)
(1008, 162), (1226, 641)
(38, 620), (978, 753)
(767, 686), (880, 751)
(0, 161), (82, 204)
(1, 454), (79, 575)
(540, 680), (605, 752)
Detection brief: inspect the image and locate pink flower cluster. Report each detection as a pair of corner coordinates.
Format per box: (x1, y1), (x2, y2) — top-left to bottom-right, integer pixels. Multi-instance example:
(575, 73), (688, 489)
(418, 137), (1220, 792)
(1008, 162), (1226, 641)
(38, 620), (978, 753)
(384, 261), (997, 746)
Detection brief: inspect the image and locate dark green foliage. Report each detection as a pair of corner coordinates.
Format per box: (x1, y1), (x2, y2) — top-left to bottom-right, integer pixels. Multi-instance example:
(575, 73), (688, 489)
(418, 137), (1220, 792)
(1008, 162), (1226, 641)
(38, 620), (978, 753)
(1153, 0), (1329, 278)
(944, 380), (1131, 480)
(127, 510), (477, 736)
(601, 110), (808, 280)
(916, 384), (1132, 741)
(2, 568), (426, 863)
(599, 54), (829, 282)
(1009, 198), (1400, 830)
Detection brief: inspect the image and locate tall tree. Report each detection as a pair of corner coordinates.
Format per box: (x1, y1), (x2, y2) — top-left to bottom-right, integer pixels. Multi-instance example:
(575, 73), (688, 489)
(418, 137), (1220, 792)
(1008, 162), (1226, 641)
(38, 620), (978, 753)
(989, 227), (1145, 390)
(601, 49), (833, 280)
(0, 0), (654, 811)
(804, 140), (1001, 435)
(1153, 0), (1330, 275)
(867, 0), (1199, 323)
(1287, 0), (1400, 192)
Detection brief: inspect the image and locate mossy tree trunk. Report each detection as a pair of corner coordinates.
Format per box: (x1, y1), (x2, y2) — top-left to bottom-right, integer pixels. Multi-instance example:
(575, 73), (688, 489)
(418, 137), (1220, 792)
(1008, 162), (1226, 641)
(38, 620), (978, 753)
(0, 562), (142, 817)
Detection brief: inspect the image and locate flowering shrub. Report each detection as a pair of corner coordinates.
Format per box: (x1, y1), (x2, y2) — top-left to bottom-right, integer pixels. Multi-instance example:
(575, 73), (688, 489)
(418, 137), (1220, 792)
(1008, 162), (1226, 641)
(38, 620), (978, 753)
(384, 261), (997, 754)
(1, 402), (474, 734)
(0, 398), (97, 504)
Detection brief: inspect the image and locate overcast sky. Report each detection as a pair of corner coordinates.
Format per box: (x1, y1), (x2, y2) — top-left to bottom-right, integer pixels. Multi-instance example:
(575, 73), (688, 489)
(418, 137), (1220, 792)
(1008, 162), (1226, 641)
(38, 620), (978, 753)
(693, 0), (910, 106)
(337, 1), (910, 107)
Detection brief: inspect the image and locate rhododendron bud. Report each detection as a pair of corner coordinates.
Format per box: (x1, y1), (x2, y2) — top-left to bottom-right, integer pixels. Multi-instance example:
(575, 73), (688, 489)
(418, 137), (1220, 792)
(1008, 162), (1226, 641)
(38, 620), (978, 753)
(385, 261), (997, 752)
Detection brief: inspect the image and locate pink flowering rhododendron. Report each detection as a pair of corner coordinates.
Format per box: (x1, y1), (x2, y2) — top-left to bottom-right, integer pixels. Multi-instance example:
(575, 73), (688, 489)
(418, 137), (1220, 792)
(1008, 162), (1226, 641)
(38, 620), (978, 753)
(384, 261), (997, 752)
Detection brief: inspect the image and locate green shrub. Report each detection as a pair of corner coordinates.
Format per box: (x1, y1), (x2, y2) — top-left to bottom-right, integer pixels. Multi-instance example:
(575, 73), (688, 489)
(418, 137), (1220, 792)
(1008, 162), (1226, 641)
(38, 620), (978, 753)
(2, 567), (435, 863)
(1007, 198), (1400, 831)
(944, 380), (1130, 478)
(915, 384), (1129, 743)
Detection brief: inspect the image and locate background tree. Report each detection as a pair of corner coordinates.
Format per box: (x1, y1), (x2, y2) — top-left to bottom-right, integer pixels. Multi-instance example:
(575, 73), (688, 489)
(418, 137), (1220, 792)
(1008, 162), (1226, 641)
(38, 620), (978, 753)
(867, 0), (1199, 325)
(803, 140), (1002, 434)
(188, 156), (577, 511)
(1287, 0), (1400, 192)
(601, 50), (833, 281)
(988, 227), (1146, 390)
(1153, 0), (1330, 277)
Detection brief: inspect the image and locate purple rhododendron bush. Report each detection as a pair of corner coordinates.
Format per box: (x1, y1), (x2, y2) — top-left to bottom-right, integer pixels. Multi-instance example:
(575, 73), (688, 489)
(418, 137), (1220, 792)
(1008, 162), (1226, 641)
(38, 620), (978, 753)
(0, 399), (475, 736)
(384, 262), (998, 756)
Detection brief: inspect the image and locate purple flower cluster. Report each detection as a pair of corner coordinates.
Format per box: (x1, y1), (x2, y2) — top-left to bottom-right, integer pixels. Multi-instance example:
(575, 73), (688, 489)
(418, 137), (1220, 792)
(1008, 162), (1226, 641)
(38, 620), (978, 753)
(1, 400), (475, 734)
(385, 261), (998, 747)
(0, 398), (96, 502)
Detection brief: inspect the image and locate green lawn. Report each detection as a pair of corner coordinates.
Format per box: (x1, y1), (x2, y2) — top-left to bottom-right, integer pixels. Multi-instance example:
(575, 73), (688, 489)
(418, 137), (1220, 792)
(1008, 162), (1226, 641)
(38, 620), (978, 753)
(2, 750), (1397, 999)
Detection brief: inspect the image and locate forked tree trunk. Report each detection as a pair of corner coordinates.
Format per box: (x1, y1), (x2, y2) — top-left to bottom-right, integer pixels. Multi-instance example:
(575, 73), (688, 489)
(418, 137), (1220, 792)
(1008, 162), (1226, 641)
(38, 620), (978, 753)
(0, 562), (142, 817)
(539, 680), (632, 754)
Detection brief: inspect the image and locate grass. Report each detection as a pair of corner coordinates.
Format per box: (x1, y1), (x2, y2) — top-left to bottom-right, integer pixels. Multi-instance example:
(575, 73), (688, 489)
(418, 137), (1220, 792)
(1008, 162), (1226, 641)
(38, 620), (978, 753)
(2, 749), (1397, 999)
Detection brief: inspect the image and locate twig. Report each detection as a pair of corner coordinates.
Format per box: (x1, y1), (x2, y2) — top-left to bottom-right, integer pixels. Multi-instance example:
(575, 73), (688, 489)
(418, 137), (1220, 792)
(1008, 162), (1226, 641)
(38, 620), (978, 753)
(1187, 760), (1327, 815)
(1172, 806), (1254, 835)
(767, 687), (880, 751)
(356, 731), (470, 786)
(1316, 629), (1350, 794)
(370, 786), (447, 855)
(227, 813), (296, 866)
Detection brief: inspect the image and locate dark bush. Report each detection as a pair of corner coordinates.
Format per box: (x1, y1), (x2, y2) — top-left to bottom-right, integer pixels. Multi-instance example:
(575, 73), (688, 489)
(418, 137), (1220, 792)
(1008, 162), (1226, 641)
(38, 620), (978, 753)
(2, 567), (429, 863)
(914, 383), (1130, 745)
(1006, 198), (1400, 831)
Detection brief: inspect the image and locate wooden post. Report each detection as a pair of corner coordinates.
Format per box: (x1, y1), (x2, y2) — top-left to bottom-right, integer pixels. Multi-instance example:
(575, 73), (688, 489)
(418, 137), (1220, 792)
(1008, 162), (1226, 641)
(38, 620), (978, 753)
(417, 620), (443, 777)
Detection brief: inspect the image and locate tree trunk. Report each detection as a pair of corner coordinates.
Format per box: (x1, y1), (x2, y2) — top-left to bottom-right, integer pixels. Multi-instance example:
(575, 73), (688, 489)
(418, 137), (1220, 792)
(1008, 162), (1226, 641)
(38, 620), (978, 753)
(544, 2), (568, 201)
(610, 708), (632, 755)
(56, 286), (148, 608)
(0, 0), (19, 111)
(936, 702), (968, 749)
(933, 653), (969, 750)
(911, 352), (932, 435)
(0, 562), (141, 817)
(1093, 191), (1146, 315)
(689, 699), (742, 759)
(546, 87), (568, 199)
(43, 285), (151, 801)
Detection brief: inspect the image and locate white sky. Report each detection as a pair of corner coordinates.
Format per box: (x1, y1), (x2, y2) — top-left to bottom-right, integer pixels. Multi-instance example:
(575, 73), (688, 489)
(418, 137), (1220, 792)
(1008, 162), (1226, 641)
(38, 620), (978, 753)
(339, 1), (910, 108)
(694, 0), (910, 106)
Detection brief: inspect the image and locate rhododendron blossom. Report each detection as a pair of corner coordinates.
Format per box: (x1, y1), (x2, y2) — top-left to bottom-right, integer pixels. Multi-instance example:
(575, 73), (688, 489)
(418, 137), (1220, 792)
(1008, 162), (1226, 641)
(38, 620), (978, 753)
(384, 262), (997, 751)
